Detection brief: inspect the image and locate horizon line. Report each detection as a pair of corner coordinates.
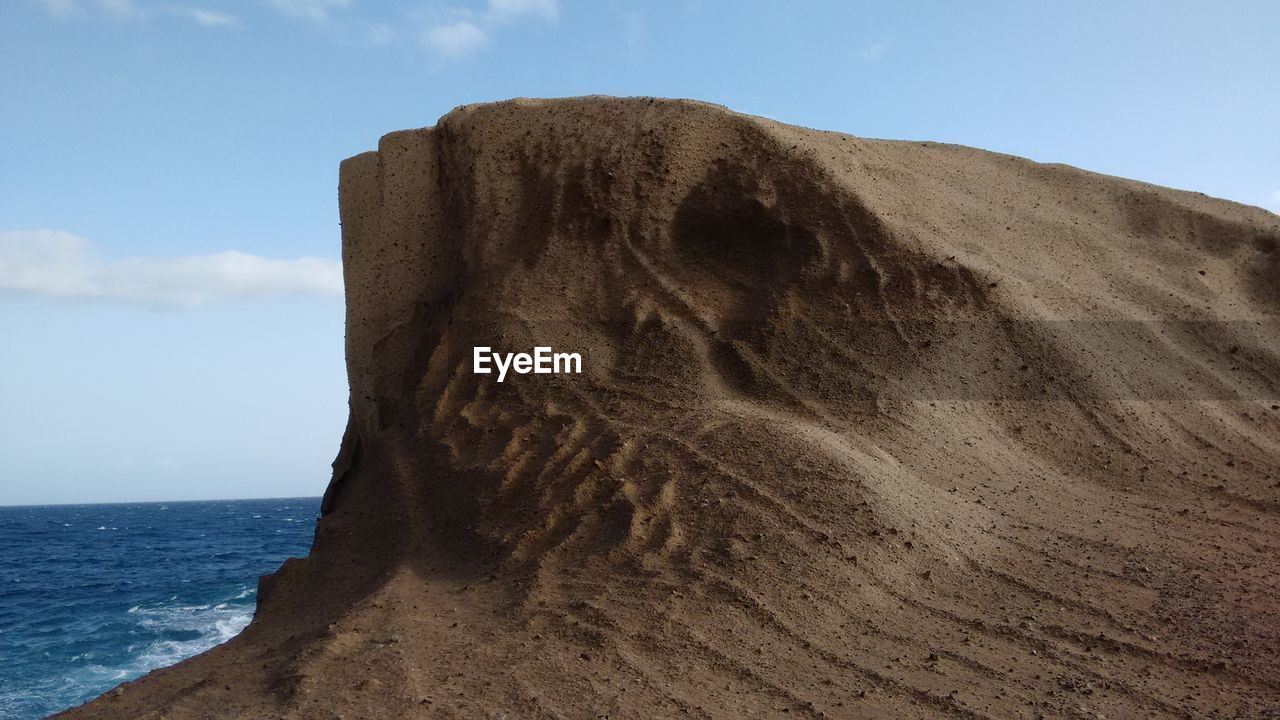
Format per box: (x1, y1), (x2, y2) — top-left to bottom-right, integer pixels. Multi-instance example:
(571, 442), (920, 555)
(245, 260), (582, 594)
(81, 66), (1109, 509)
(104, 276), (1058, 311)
(0, 495), (323, 510)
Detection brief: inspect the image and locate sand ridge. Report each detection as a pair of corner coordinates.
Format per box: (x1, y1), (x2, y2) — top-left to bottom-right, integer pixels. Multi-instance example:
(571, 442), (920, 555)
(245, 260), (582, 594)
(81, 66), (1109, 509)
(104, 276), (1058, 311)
(61, 97), (1280, 719)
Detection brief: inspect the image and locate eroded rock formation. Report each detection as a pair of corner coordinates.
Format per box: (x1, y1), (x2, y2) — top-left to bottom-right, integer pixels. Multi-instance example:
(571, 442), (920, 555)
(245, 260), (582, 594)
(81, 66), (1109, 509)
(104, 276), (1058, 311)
(64, 97), (1280, 719)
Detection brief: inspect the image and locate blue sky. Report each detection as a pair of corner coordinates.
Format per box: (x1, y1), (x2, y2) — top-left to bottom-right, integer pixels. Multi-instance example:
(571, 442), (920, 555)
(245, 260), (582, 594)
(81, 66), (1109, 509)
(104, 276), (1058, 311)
(1, 0), (1278, 505)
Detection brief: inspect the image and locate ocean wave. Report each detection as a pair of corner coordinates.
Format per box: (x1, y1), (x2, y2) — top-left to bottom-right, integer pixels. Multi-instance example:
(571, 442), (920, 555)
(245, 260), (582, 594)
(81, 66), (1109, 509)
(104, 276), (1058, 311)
(95, 598), (256, 690)
(0, 498), (317, 719)
(3, 596), (255, 719)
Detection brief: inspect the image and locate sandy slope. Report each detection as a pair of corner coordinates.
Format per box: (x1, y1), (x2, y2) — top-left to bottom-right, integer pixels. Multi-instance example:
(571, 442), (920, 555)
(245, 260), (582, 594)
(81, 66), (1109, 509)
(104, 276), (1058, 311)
(61, 97), (1280, 719)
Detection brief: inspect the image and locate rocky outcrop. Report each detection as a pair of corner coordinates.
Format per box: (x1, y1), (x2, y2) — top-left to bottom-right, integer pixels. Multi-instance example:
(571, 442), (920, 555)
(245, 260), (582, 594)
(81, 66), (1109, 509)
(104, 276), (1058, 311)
(63, 97), (1280, 719)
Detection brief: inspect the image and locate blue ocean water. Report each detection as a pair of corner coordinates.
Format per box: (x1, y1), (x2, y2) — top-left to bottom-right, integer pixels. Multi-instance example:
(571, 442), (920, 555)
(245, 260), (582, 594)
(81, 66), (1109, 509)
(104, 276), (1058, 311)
(0, 498), (319, 720)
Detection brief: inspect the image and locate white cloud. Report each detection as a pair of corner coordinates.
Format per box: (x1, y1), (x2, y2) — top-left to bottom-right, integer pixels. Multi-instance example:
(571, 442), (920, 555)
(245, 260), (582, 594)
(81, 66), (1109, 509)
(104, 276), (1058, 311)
(266, 0), (349, 22)
(1266, 190), (1280, 212)
(421, 0), (558, 60)
(185, 7), (237, 27)
(0, 230), (343, 307)
(422, 20), (488, 59)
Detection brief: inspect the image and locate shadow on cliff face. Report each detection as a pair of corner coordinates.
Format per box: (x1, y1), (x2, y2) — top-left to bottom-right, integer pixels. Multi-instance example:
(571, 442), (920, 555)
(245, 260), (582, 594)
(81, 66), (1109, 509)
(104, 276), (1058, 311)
(1121, 188), (1280, 309)
(672, 160), (823, 288)
(667, 154), (998, 414)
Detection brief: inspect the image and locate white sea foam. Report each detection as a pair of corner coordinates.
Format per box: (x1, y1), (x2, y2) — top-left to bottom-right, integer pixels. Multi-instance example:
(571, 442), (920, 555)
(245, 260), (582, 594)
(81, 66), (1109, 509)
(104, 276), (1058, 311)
(0, 597), (254, 720)
(124, 596), (254, 675)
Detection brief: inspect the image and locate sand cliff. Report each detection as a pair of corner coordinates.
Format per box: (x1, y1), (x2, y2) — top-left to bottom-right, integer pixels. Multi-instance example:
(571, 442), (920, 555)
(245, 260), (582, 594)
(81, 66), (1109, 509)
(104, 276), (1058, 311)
(61, 97), (1280, 719)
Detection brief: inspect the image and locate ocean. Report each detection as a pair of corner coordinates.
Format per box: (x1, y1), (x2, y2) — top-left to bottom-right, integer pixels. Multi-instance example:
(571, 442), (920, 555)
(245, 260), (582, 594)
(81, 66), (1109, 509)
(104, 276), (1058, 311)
(0, 497), (319, 719)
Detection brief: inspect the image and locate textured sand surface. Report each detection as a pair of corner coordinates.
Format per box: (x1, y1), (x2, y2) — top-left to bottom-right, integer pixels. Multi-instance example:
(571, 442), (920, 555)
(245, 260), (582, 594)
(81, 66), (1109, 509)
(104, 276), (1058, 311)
(61, 97), (1280, 719)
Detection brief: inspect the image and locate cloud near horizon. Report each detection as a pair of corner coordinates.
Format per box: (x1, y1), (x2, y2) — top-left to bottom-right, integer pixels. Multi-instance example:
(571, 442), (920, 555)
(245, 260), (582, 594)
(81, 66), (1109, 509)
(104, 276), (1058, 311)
(422, 0), (559, 59)
(0, 230), (343, 307)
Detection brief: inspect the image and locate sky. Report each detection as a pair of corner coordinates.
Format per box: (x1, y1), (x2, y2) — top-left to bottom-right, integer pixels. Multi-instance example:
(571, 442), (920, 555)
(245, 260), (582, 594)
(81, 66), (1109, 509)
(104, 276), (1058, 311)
(1, 0), (1278, 505)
